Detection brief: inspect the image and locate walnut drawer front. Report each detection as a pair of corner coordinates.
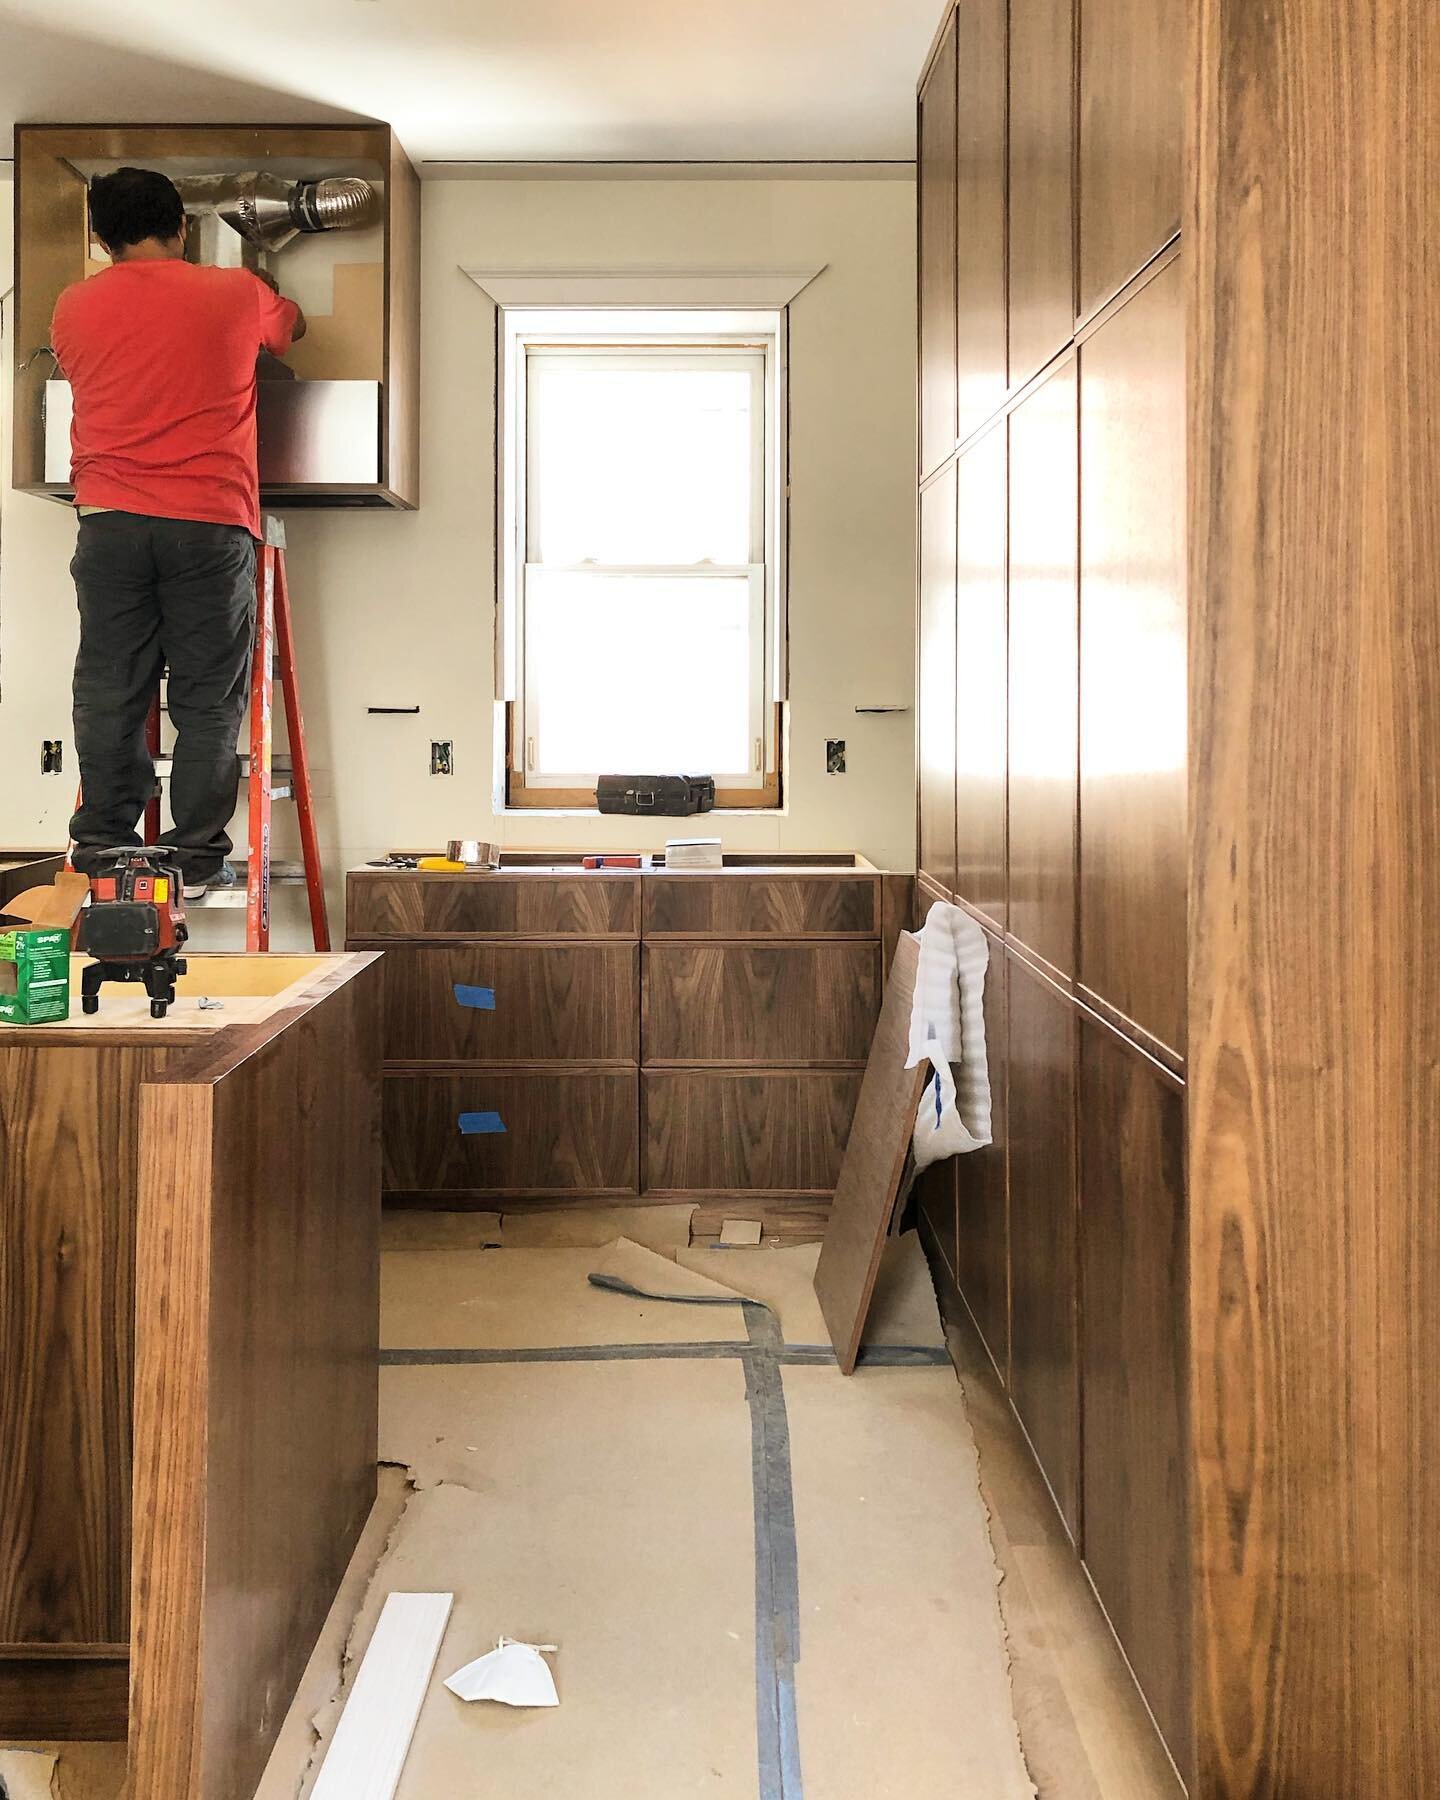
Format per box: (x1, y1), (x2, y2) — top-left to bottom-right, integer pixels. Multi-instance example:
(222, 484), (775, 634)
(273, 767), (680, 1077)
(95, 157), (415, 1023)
(642, 875), (880, 939)
(382, 1071), (638, 1196)
(375, 944), (639, 1063)
(347, 874), (640, 939)
(643, 1069), (864, 1193)
(643, 942), (881, 1065)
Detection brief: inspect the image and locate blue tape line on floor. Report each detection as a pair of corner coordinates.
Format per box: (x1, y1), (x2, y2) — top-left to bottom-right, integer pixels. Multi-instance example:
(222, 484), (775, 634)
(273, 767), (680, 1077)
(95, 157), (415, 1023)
(458, 1111), (506, 1134)
(744, 1303), (805, 1800)
(453, 983), (496, 1010)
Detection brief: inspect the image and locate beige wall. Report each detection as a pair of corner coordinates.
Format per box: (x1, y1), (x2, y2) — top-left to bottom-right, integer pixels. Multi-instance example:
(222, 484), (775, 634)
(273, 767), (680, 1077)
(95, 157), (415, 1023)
(0, 175), (916, 945)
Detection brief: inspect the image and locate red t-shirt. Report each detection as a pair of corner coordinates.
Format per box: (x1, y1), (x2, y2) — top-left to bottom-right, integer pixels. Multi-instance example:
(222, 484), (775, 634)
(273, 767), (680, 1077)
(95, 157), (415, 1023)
(51, 261), (299, 539)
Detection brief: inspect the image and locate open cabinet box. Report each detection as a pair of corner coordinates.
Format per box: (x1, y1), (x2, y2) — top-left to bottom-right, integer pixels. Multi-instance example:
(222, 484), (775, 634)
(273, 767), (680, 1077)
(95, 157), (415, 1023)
(12, 122), (420, 508)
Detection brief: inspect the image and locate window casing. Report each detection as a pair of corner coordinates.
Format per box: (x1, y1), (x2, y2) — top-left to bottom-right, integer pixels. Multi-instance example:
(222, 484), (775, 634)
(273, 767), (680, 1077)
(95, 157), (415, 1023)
(497, 308), (786, 809)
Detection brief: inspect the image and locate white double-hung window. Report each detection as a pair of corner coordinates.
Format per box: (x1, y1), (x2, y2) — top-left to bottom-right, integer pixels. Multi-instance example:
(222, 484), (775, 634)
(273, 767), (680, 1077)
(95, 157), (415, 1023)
(497, 308), (785, 808)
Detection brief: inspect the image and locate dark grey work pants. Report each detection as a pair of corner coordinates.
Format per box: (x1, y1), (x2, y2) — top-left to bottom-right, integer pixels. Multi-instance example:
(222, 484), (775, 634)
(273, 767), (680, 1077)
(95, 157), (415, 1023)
(69, 512), (257, 882)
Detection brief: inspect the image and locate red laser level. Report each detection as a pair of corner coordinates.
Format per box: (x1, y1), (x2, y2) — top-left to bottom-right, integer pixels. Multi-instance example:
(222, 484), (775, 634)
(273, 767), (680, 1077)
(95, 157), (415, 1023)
(78, 848), (189, 1018)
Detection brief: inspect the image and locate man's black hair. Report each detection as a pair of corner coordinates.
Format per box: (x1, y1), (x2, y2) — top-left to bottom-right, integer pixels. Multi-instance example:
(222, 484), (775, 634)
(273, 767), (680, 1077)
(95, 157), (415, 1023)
(88, 167), (185, 251)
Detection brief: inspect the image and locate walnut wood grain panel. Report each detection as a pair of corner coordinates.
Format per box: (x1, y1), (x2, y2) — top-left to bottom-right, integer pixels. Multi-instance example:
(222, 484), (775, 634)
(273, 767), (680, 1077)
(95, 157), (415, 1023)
(1008, 359), (1078, 978)
(0, 1648), (128, 1740)
(918, 462), (959, 897)
(375, 943), (638, 1063)
(384, 1070), (638, 1195)
(643, 943), (881, 1065)
(0, 1046), (155, 1650)
(642, 875), (879, 940)
(915, 1155), (959, 1290)
(1008, 0), (1077, 386)
(129, 956), (383, 1800)
(1078, 258), (1186, 1059)
(813, 935), (928, 1369)
(1006, 955), (1079, 1538)
(1079, 1020), (1190, 1783)
(918, 16), (959, 477)
(347, 873), (641, 939)
(954, 421), (1008, 926)
(644, 1070), (863, 1195)
(956, 0), (1008, 437)
(1190, 7), (1440, 1790)
(955, 939), (1009, 1377)
(1077, 0), (1183, 316)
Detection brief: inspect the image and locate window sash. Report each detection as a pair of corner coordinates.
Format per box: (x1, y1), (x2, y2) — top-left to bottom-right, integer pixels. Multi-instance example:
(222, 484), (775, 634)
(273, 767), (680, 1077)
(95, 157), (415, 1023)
(496, 309), (787, 807)
(519, 564), (768, 790)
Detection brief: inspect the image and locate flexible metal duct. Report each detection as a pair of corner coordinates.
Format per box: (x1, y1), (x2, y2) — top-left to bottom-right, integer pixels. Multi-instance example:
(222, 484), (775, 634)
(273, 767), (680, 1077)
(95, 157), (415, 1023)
(176, 171), (379, 253)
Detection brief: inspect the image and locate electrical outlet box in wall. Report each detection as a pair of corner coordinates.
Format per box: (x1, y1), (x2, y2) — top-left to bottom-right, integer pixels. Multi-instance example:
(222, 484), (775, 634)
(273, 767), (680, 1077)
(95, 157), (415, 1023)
(826, 739), (847, 774)
(431, 741), (454, 776)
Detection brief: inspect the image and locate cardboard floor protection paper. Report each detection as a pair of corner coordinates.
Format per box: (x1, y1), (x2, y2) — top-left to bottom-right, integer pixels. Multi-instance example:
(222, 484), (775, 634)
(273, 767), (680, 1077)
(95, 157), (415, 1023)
(783, 1361), (1034, 1799)
(306, 1358), (760, 1798)
(381, 1247), (746, 1349)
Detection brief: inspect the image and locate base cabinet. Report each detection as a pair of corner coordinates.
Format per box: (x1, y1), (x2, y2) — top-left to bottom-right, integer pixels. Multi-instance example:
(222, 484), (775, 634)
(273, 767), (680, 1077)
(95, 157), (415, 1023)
(349, 860), (895, 1224)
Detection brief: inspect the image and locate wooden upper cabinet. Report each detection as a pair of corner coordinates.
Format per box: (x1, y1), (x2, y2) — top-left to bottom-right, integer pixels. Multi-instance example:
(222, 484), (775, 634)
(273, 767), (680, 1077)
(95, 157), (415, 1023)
(956, 0), (1009, 440)
(1078, 0), (1184, 318)
(1078, 255), (1186, 1060)
(1008, 0), (1077, 386)
(1008, 358), (1078, 979)
(954, 421), (1007, 927)
(918, 21), (959, 478)
(918, 463), (959, 896)
(13, 123), (421, 508)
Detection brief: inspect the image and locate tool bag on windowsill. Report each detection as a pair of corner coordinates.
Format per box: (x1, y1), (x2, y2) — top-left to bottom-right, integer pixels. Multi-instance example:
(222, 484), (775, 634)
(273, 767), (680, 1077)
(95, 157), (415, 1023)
(597, 775), (716, 816)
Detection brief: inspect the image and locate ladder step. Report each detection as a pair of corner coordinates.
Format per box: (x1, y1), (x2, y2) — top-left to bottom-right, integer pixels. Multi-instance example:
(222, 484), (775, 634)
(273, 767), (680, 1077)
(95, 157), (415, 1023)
(154, 754), (293, 780)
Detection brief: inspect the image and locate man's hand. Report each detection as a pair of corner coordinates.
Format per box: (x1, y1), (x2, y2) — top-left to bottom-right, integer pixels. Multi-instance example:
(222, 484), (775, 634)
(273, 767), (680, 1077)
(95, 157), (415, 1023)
(253, 266), (307, 343)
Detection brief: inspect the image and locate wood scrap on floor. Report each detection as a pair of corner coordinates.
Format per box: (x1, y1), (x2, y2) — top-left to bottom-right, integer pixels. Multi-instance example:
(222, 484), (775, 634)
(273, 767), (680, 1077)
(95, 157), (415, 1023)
(814, 931), (929, 1372)
(309, 1592), (454, 1800)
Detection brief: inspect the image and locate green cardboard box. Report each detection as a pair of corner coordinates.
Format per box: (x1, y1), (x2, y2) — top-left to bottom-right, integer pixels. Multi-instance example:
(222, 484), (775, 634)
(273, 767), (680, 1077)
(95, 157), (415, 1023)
(0, 925), (72, 1024)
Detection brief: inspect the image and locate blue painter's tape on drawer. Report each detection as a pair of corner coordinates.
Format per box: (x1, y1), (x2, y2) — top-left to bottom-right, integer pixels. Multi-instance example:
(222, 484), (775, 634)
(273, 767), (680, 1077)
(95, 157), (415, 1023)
(453, 983), (497, 1010)
(458, 1111), (507, 1135)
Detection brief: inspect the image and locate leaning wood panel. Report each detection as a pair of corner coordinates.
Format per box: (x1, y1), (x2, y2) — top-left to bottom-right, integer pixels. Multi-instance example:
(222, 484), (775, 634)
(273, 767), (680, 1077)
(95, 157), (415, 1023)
(642, 875), (879, 940)
(918, 462), (959, 897)
(918, 16), (959, 477)
(383, 1070), (638, 1196)
(0, 1045), (154, 1652)
(129, 959), (383, 1800)
(644, 1070), (863, 1195)
(1005, 954), (1079, 1538)
(642, 943), (881, 1065)
(374, 942), (639, 1063)
(347, 872), (641, 939)
(1079, 1021), (1191, 1783)
(954, 422), (1008, 927)
(1008, 0), (1076, 386)
(956, 0), (1008, 437)
(1078, 257), (1186, 1060)
(1189, 4), (1440, 1790)
(1077, 0), (1183, 316)
(954, 935), (1009, 1378)
(813, 934), (927, 1371)
(1008, 358), (1078, 979)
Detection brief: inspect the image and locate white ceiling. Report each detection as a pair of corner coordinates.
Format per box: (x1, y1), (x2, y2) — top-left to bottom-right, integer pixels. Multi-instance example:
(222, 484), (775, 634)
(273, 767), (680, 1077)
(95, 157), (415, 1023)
(0, 0), (934, 168)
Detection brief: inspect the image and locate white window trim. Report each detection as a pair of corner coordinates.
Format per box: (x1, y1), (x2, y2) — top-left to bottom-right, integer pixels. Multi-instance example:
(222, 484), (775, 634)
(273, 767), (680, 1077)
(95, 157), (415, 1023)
(490, 290), (800, 807)
(463, 266), (825, 308)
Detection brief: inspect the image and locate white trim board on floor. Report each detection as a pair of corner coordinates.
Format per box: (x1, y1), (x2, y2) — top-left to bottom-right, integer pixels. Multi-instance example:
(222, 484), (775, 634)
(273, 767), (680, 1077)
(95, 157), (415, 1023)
(310, 1591), (454, 1800)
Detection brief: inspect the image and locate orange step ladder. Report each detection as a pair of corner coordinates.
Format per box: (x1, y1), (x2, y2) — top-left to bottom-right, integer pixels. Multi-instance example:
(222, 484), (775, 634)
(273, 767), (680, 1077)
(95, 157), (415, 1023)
(72, 516), (330, 952)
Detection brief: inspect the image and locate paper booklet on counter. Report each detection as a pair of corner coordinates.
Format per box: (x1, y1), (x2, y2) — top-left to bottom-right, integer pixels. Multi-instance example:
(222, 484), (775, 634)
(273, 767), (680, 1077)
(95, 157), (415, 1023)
(664, 838), (722, 870)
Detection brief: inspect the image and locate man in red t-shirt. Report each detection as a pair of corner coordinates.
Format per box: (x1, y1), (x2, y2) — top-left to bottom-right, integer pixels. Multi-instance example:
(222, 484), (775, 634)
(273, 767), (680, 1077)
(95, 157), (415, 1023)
(51, 166), (306, 893)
